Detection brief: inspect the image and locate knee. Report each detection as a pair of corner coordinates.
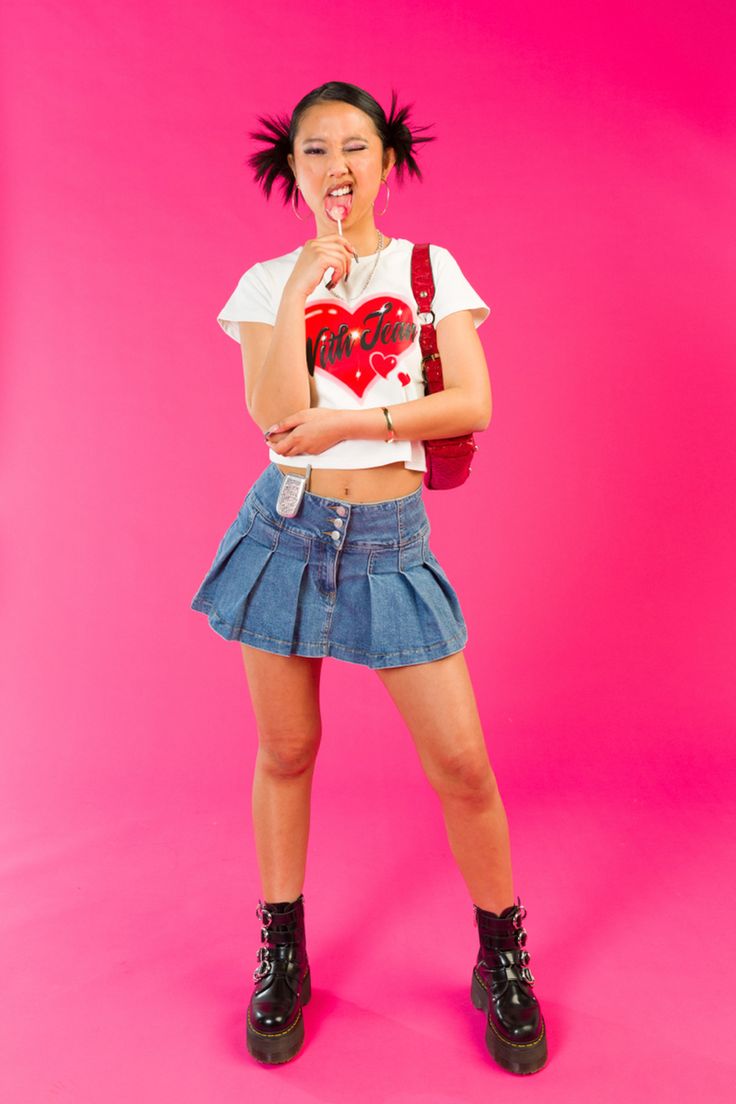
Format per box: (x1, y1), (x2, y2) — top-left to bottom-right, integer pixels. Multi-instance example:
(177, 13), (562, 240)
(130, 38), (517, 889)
(257, 727), (322, 777)
(428, 745), (500, 805)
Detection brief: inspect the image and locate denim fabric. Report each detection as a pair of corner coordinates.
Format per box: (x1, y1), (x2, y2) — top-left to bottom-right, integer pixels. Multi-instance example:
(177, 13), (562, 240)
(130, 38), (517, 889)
(190, 462), (468, 669)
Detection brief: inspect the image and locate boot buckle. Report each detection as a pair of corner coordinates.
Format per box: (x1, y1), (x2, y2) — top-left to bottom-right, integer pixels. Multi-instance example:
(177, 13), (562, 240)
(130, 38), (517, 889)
(256, 901), (273, 928)
(516, 947), (535, 985)
(253, 945), (272, 981)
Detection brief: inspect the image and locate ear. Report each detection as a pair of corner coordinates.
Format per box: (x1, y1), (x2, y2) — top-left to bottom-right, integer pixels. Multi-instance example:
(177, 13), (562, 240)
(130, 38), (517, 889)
(383, 146), (397, 179)
(287, 153), (295, 176)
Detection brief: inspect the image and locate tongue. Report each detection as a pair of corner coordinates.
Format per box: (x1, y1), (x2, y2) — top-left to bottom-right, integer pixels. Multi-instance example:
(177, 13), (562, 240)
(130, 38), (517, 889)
(325, 191), (353, 220)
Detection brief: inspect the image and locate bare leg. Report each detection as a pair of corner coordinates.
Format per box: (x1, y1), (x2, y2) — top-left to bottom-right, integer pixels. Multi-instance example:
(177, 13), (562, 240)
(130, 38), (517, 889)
(375, 650), (514, 913)
(241, 645), (324, 902)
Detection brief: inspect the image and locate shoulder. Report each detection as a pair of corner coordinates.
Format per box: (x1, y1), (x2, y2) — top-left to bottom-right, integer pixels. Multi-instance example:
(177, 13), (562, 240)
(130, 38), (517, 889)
(428, 242), (457, 265)
(383, 237), (457, 269)
(394, 239), (456, 265)
(427, 243), (476, 283)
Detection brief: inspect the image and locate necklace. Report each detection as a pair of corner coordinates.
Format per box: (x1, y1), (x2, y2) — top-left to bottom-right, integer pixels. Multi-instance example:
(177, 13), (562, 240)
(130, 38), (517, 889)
(326, 230), (385, 304)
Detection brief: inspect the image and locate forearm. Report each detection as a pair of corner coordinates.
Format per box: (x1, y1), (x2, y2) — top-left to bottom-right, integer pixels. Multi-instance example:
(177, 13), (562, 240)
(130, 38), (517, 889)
(341, 388), (490, 443)
(249, 287), (312, 430)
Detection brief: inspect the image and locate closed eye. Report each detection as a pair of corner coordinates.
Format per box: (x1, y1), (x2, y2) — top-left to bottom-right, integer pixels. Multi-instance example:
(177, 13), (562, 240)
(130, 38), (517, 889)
(304, 147), (367, 154)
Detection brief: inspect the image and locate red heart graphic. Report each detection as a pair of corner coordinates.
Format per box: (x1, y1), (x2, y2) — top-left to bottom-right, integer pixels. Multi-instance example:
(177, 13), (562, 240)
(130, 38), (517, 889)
(305, 296), (417, 398)
(369, 352), (397, 378)
(398, 371), (411, 387)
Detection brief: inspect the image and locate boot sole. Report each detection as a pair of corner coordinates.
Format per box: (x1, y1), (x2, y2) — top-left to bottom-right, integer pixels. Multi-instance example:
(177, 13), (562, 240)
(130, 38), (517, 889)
(246, 968), (312, 1064)
(470, 969), (548, 1075)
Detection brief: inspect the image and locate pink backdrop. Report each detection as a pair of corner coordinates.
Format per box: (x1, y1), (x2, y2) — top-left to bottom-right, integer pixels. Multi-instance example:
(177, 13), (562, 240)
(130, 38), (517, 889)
(3, 1), (735, 1100)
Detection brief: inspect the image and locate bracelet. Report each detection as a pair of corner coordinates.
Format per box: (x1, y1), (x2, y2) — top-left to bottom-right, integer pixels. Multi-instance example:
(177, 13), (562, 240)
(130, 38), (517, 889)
(382, 407), (396, 443)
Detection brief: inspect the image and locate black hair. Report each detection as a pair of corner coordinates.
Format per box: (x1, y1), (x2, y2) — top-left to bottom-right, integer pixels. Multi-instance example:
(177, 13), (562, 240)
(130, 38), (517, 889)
(245, 81), (436, 205)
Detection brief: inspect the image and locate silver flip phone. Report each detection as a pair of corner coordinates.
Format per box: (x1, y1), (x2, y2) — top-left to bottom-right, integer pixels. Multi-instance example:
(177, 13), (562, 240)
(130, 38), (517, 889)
(276, 464), (312, 517)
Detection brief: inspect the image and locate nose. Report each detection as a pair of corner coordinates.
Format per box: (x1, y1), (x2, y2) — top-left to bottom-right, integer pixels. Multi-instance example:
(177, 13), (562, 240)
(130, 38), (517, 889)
(327, 150), (350, 176)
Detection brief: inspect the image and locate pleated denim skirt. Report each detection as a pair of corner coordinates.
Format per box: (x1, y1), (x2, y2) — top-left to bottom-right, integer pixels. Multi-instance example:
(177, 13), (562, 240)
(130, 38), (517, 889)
(190, 462), (468, 669)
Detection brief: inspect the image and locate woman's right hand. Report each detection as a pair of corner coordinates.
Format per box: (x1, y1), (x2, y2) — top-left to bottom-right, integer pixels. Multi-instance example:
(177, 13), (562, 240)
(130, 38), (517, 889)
(285, 233), (359, 297)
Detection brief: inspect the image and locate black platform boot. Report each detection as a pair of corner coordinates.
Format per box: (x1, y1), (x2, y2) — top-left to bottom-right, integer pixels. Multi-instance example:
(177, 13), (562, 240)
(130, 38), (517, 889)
(470, 895), (548, 1075)
(246, 894), (312, 1064)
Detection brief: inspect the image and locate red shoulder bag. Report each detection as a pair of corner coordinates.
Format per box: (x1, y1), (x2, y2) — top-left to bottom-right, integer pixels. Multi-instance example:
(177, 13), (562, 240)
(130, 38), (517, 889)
(410, 243), (479, 490)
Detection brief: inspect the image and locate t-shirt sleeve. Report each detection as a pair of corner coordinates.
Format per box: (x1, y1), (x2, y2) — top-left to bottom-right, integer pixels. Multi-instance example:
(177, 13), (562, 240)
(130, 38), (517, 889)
(216, 262), (276, 342)
(428, 245), (491, 329)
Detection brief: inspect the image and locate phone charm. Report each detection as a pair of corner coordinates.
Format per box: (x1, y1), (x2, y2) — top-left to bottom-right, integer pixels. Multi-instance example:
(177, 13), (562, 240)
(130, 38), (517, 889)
(276, 464), (312, 518)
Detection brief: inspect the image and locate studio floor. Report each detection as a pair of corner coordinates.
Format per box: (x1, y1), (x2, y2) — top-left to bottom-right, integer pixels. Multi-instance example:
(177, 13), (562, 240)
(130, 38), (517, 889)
(3, 770), (734, 1104)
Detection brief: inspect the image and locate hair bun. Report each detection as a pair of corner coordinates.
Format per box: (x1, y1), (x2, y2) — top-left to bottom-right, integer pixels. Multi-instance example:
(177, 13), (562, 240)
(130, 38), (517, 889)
(246, 112), (295, 203)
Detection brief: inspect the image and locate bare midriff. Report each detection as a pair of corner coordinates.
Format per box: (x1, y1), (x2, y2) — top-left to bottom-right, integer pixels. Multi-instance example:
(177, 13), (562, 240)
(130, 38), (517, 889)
(274, 460), (423, 504)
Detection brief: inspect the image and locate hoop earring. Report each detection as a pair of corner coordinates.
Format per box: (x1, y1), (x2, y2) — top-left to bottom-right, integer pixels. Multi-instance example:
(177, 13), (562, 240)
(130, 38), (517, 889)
(374, 178), (390, 216)
(291, 185), (305, 221)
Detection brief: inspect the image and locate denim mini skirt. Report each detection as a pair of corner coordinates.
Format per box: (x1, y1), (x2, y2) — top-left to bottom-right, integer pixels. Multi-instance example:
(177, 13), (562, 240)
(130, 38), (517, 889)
(190, 462), (468, 669)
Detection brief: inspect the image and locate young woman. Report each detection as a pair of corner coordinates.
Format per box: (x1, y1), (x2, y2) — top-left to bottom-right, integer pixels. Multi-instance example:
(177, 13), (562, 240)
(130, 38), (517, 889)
(191, 81), (548, 1076)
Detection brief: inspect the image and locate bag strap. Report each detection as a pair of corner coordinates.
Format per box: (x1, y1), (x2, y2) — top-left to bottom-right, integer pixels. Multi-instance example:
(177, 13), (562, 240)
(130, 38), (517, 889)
(410, 243), (445, 394)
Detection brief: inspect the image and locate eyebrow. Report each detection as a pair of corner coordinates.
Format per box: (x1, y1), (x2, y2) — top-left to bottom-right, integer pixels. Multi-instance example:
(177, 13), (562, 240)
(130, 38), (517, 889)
(300, 134), (369, 144)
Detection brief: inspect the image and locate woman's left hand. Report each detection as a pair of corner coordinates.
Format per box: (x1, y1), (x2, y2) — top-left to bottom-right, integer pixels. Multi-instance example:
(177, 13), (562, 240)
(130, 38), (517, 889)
(265, 408), (350, 456)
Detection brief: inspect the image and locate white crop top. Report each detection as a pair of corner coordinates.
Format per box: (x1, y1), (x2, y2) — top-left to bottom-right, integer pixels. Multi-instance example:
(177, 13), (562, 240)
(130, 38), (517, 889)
(217, 236), (490, 471)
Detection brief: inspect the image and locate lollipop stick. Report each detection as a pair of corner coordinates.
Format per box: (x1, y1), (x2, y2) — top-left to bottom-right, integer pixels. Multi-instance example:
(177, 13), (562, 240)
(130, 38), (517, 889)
(337, 216), (347, 280)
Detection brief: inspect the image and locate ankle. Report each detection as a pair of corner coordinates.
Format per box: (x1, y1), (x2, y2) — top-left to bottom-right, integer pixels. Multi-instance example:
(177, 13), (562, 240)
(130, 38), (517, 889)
(261, 892), (303, 908)
(473, 899), (515, 917)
